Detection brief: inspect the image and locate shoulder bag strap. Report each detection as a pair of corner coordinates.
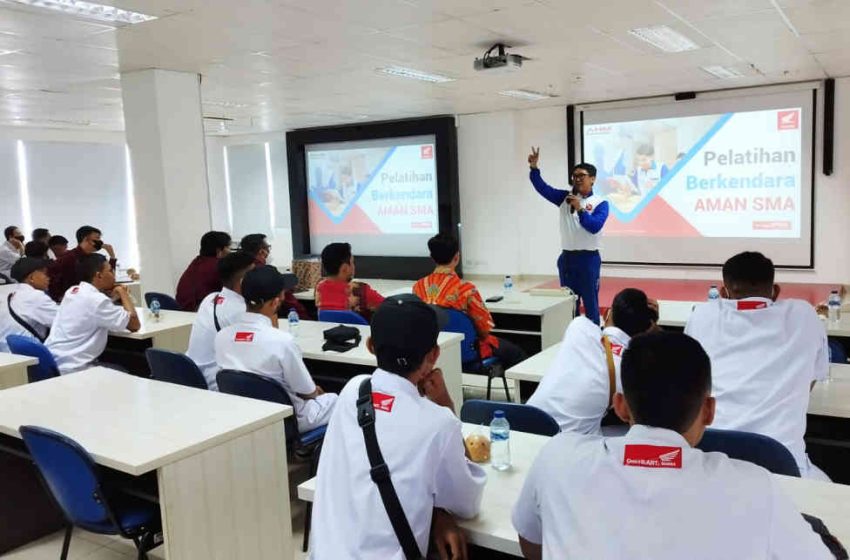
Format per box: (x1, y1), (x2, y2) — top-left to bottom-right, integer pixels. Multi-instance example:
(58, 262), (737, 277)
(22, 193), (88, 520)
(602, 335), (616, 407)
(357, 378), (423, 559)
(7, 293), (46, 342)
(213, 293), (222, 332)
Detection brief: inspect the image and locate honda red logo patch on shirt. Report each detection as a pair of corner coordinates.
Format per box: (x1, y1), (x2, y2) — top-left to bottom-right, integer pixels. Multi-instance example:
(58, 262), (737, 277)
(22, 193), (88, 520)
(372, 392), (395, 413)
(215, 296), (225, 305)
(737, 300), (769, 311)
(610, 343), (624, 356)
(585, 203), (593, 212)
(234, 331), (255, 343)
(623, 445), (682, 469)
(71, 287), (79, 294)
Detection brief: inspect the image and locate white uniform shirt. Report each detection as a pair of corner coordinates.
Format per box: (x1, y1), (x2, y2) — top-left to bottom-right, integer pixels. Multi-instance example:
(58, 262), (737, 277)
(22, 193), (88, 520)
(559, 192), (606, 251)
(0, 240), (22, 279)
(685, 298), (829, 478)
(214, 312), (337, 432)
(527, 316), (630, 434)
(186, 287), (245, 390)
(512, 426), (831, 560)
(0, 284), (58, 352)
(310, 370), (486, 560)
(45, 282), (130, 373)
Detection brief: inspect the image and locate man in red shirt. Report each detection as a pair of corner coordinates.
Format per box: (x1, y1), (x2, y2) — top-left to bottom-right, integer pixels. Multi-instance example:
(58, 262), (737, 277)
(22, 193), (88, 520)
(414, 233), (526, 369)
(48, 225), (117, 302)
(240, 232), (311, 319)
(175, 231), (232, 311)
(316, 242), (384, 321)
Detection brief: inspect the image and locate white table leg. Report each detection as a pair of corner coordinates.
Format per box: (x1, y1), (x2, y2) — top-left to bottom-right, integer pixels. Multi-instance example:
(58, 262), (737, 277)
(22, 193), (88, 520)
(436, 342), (463, 413)
(157, 422), (292, 560)
(152, 326), (192, 353)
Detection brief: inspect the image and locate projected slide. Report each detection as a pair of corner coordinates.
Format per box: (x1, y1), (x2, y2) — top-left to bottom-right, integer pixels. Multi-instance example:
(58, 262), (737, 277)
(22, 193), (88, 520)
(306, 138), (438, 237)
(584, 107), (802, 239)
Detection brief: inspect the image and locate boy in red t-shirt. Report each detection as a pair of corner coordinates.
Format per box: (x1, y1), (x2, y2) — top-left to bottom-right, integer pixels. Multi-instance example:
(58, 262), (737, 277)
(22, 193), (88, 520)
(315, 242), (384, 321)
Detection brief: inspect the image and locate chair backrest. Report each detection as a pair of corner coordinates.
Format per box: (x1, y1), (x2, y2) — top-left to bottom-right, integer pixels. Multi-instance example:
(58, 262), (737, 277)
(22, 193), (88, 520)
(6, 334), (60, 383)
(317, 309), (369, 325)
(217, 369), (298, 444)
(460, 399), (560, 437)
(441, 308), (480, 365)
(20, 425), (115, 530)
(145, 348), (208, 390)
(697, 428), (800, 477)
(0, 272), (11, 285)
(144, 292), (181, 311)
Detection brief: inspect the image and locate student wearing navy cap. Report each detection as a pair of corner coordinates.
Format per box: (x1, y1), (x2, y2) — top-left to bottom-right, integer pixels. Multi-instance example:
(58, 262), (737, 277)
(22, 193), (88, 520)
(0, 257), (58, 351)
(311, 294), (486, 560)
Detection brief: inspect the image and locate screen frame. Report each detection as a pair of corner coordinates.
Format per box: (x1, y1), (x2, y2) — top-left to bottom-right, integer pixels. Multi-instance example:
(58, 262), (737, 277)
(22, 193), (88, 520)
(574, 84), (818, 270)
(286, 116), (460, 279)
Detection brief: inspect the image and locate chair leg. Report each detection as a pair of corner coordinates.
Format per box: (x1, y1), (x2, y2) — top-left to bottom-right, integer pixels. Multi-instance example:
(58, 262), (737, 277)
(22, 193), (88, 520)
(60, 525), (73, 560)
(486, 374), (493, 401)
(501, 374), (511, 403)
(302, 502), (312, 552)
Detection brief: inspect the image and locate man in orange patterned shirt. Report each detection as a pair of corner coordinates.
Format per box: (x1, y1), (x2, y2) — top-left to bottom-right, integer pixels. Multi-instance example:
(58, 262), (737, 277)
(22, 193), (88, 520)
(414, 233), (527, 369)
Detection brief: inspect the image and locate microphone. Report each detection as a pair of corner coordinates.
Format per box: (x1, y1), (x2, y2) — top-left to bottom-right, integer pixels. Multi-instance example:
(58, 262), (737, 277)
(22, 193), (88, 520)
(569, 183), (579, 214)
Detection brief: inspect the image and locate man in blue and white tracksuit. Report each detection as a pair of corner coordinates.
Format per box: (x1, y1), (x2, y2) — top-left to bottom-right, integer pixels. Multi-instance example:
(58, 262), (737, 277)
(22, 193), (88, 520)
(528, 147), (609, 325)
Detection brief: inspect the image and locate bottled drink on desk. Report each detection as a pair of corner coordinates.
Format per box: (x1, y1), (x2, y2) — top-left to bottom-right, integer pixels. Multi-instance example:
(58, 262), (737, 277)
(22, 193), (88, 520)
(490, 410), (511, 471)
(288, 308), (300, 336)
(708, 285), (720, 301)
(828, 290), (841, 324)
(503, 275), (514, 301)
(149, 298), (161, 322)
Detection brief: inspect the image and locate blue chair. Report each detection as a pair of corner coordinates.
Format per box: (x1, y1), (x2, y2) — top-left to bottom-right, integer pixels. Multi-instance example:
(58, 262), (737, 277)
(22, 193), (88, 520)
(442, 308), (509, 401)
(145, 349), (208, 390)
(20, 426), (162, 560)
(317, 309), (369, 325)
(829, 339), (848, 364)
(460, 400), (560, 436)
(697, 428), (800, 477)
(6, 334), (60, 383)
(216, 369), (325, 552)
(143, 292), (181, 311)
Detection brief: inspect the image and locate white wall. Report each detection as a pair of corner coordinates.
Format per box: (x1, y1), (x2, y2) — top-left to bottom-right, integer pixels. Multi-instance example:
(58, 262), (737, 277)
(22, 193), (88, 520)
(456, 78), (850, 285)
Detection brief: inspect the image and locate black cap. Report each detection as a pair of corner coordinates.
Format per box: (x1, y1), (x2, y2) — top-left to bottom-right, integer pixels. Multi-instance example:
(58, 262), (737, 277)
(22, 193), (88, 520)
(10, 257), (48, 283)
(371, 294), (448, 375)
(241, 266), (298, 306)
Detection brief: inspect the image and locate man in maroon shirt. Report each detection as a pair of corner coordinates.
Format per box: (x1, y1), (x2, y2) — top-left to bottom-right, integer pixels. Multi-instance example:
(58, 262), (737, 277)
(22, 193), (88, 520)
(48, 225), (117, 302)
(175, 231), (232, 311)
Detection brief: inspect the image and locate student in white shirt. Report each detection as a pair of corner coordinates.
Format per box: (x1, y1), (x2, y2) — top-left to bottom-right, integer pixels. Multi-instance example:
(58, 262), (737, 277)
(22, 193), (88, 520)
(685, 251), (829, 480)
(527, 288), (658, 434)
(215, 266), (337, 432)
(310, 295), (487, 560)
(46, 253), (140, 373)
(186, 251), (255, 390)
(0, 226), (25, 280)
(0, 258), (58, 351)
(513, 331), (832, 560)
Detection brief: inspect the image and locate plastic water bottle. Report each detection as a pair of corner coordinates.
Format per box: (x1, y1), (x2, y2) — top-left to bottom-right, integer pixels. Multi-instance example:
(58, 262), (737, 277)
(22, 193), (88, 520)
(828, 290), (841, 324)
(287, 308), (300, 336)
(149, 298), (161, 321)
(490, 410), (511, 471)
(708, 285), (720, 301)
(503, 275), (514, 300)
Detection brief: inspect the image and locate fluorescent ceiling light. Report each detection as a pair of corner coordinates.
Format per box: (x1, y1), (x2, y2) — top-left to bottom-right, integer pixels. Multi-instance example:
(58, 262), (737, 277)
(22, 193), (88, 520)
(2, 0), (156, 25)
(377, 66), (454, 83)
(701, 65), (745, 79)
(628, 25), (699, 53)
(498, 89), (556, 101)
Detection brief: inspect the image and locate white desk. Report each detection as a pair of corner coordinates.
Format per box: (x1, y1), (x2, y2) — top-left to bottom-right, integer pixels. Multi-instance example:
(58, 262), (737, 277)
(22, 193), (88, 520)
(507, 343), (850, 419)
(0, 352), (37, 390)
(109, 308), (197, 353)
(284, 320), (465, 408)
(0, 368), (294, 559)
(297, 424), (850, 555)
(295, 278), (576, 354)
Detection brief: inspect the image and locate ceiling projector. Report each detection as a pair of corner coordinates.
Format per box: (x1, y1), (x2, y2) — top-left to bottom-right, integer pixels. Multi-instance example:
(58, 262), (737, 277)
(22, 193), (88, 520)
(474, 43), (524, 73)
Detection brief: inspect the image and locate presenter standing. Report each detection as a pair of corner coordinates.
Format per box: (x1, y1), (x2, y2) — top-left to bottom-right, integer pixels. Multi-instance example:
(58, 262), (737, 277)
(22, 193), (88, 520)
(528, 147), (609, 325)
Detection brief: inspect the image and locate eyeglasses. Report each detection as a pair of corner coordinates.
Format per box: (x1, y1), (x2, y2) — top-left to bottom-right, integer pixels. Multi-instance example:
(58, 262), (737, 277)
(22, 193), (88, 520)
(572, 173), (590, 180)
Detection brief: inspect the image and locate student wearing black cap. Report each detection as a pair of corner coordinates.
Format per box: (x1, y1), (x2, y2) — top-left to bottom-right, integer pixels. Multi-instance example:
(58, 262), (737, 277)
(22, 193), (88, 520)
(0, 257), (58, 352)
(310, 295), (486, 559)
(215, 266), (337, 431)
